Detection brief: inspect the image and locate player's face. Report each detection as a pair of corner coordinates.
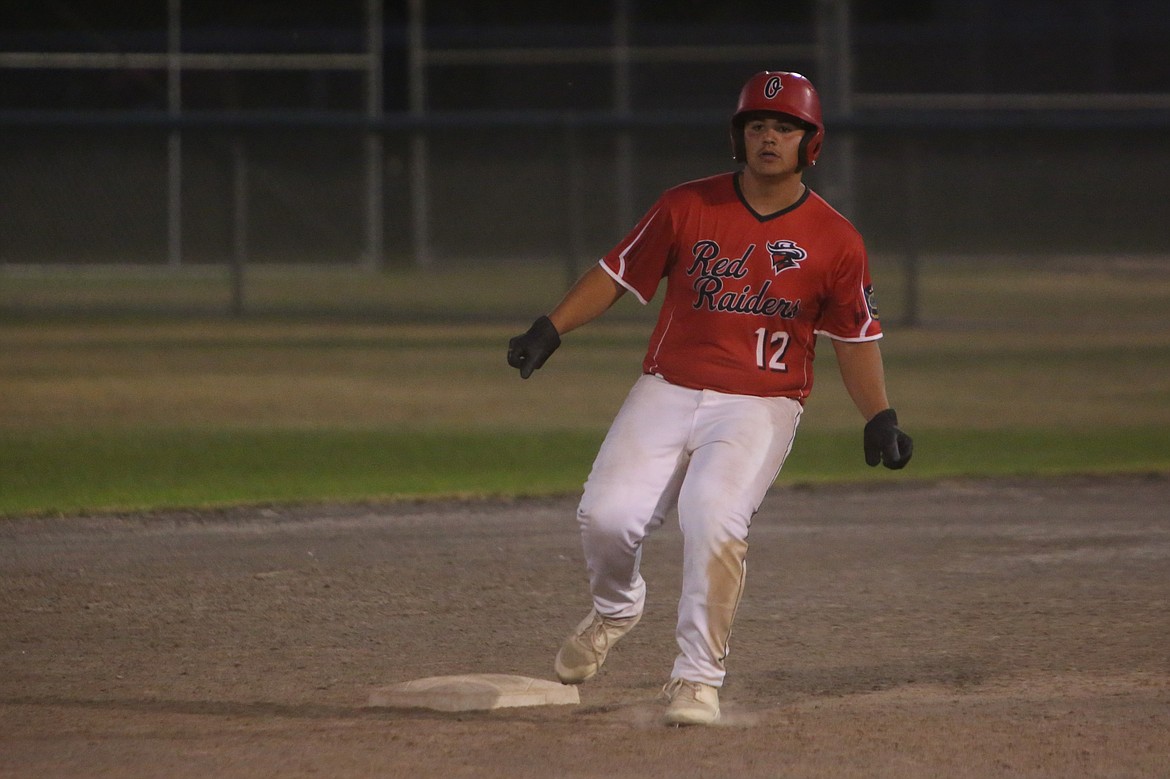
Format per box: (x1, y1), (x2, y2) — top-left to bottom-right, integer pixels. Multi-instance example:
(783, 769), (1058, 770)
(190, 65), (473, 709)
(742, 116), (805, 178)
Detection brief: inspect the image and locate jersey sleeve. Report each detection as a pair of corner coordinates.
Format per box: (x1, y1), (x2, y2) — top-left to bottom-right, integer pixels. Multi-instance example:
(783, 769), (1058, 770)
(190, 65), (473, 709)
(813, 238), (883, 341)
(599, 197), (677, 305)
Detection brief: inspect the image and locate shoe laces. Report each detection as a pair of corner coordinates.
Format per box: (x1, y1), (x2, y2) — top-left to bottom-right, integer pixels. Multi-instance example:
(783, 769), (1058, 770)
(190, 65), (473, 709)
(583, 615), (614, 654)
(660, 677), (704, 703)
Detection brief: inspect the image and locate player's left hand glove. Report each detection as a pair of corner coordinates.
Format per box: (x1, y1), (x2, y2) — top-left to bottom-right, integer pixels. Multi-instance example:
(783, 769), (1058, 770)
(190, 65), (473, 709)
(863, 408), (913, 470)
(507, 315), (561, 379)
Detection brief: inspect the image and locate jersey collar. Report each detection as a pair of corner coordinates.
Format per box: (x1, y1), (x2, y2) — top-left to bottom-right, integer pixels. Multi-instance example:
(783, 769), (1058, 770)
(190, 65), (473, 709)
(732, 173), (810, 222)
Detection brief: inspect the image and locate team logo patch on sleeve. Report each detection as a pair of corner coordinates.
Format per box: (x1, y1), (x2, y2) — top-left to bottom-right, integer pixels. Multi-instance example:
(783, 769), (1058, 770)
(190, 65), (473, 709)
(767, 240), (807, 274)
(864, 284), (880, 320)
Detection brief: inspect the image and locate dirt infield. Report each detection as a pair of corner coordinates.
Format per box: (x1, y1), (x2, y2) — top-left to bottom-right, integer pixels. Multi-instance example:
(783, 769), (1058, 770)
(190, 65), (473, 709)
(2, 475), (1168, 778)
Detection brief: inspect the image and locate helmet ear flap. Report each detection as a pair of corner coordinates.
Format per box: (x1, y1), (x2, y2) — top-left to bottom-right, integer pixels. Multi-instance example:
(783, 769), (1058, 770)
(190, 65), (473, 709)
(798, 126), (824, 169)
(730, 123), (746, 163)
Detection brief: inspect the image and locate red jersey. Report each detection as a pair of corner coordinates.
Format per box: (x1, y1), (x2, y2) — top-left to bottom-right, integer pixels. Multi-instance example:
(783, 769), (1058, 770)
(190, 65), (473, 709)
(600, 172), (881, 400)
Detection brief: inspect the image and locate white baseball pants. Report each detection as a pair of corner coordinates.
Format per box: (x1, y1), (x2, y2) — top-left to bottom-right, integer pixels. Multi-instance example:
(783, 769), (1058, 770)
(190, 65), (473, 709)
(576, 373), (802, 687)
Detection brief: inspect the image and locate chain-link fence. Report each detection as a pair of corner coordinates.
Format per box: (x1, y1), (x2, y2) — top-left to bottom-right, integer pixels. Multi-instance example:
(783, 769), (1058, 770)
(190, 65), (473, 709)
(2, 1), (1169, 320)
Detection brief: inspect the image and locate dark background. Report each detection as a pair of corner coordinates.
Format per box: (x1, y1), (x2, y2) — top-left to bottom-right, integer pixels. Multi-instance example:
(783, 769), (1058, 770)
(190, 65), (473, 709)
(2, 1), (1168, 266)
(3, 1), (1169, 111)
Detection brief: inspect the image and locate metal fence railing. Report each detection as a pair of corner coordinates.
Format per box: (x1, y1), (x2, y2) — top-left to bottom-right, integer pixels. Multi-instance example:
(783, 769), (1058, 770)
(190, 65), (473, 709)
(3, 2), (1169, 323)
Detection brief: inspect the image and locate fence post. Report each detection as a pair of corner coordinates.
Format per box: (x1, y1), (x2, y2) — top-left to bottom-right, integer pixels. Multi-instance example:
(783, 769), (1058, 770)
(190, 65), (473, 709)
(901, 137), (922, 327)
(564, 116), (586, 288)
(166, 0), (182, 268)
(230, 136), (248, 317)
(407, 0), (431, 267)
(364, 0), (384, 271)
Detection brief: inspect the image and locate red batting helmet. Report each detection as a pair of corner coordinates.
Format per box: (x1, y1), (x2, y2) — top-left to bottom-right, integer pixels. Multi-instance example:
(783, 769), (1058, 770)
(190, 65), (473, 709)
(731, 71), (824, 168)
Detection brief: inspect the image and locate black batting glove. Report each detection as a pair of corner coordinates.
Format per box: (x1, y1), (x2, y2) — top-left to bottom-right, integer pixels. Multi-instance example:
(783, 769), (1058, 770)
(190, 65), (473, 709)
(863, 408), (913, 470)
(507, 315), (561, 379)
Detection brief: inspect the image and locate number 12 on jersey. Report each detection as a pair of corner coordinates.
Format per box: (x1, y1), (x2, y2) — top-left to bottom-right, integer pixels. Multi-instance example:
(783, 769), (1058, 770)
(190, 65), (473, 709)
(754, 328), (791, 372)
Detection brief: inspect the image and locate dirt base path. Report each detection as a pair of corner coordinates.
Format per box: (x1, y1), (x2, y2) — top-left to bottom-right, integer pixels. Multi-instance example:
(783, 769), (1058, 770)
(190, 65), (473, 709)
(2, 475), (1168, 778)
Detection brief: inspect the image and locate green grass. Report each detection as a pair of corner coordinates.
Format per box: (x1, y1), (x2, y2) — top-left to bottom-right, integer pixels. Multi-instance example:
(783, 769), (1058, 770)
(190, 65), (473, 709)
(3, 426), (1167, 517)
(0, 429), (605, 515)
(1, 258), (1169, 516)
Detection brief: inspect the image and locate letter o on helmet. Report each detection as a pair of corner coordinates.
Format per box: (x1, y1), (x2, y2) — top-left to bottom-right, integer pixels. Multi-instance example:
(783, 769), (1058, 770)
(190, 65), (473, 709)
(730, 71), (825, 169)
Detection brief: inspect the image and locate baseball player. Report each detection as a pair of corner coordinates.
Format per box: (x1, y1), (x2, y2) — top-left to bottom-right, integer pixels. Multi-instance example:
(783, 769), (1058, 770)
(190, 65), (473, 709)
(507, 71), (912, 726)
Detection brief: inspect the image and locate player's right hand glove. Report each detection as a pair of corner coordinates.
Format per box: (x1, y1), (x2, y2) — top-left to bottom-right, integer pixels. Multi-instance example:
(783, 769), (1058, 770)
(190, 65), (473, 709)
(863, 408), (913, 470)
(507, 315), (561, 379)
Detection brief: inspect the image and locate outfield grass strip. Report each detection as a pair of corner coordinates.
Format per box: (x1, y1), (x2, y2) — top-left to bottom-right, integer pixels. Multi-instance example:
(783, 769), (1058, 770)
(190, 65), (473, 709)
(2, 427), (1167, 517)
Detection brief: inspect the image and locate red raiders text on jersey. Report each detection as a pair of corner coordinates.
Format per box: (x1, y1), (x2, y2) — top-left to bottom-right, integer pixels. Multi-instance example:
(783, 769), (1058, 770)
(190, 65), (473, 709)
(600, 173), (881, 401)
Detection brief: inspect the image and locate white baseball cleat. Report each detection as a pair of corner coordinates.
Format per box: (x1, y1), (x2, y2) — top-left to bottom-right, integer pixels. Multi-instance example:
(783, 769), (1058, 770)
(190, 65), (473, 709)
(661, 677), (720, 726)
(554, 609), (641, 684)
